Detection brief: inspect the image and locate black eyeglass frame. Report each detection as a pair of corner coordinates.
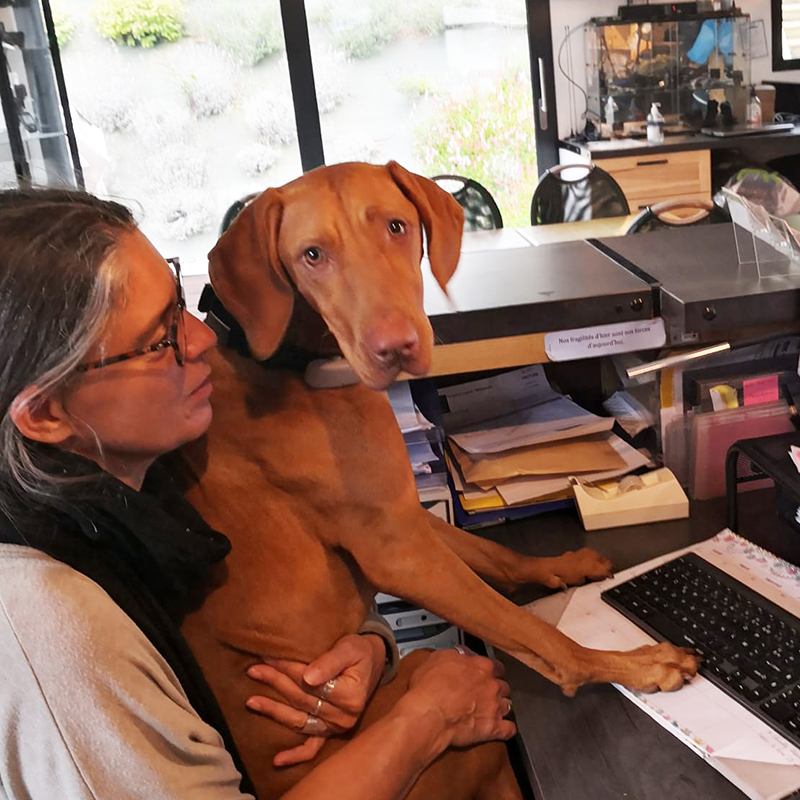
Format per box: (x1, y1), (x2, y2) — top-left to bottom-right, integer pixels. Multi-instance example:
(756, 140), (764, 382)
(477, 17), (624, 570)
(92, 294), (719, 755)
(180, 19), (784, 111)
(75, 257), (186, 372)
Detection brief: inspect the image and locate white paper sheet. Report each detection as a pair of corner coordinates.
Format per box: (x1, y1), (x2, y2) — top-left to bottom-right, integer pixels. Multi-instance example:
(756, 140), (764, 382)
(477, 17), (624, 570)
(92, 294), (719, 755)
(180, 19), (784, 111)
(387, 381), (434, 433)
(544, 318), (666, 362)
(440, 365), (556, 429)
(441, 365), (614, 455)
(602, 390), (655, 437)
(406, 441), (437, 467)
(524, 531), (800, 800)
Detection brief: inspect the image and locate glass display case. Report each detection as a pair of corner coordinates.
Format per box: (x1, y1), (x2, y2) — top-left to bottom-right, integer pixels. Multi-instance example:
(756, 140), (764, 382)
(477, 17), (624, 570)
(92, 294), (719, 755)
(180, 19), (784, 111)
(585, 10), (752, 134)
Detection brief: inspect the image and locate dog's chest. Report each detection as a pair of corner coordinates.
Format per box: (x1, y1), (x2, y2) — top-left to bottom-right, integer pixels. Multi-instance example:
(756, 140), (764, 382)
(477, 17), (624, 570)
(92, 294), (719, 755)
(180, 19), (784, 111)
(178, 353), (418, 658)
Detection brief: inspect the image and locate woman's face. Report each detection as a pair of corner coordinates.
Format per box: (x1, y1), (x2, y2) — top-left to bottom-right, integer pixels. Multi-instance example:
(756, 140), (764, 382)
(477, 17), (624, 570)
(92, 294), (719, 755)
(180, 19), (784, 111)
(63, 229), (217, 485)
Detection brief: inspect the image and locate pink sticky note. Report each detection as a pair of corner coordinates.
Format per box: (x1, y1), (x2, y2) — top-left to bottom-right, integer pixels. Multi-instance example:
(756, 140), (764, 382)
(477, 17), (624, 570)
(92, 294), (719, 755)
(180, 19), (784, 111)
(743, 375), (780, 407)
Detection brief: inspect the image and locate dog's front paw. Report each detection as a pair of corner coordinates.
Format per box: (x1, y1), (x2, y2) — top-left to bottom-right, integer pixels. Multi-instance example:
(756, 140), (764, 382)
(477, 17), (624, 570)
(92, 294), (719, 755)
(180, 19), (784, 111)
(619, 642), (700, 693)
(533, 548), (614, 590)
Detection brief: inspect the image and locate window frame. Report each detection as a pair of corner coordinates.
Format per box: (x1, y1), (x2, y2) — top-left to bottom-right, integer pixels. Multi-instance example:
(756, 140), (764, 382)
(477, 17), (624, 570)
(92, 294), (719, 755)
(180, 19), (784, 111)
(1, 0), (83, 188)
(772, 0), (800, 72)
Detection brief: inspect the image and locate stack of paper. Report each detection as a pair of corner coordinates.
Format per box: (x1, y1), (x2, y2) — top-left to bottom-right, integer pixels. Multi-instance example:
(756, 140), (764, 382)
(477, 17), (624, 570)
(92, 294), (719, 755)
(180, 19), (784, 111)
(388, 382), (440, 476)
(441, 366), (651, 513)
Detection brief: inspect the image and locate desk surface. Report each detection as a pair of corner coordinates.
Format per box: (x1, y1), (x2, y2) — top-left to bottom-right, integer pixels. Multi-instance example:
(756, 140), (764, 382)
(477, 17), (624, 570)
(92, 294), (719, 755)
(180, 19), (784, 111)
(517, 216), (635, 246)
(560, 127), (800, 160)
(485, 494), (799, 800)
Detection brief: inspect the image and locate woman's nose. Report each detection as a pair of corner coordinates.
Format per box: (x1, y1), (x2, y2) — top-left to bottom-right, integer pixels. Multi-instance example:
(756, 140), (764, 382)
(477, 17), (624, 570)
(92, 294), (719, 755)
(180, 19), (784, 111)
(184, 310), (217, 360)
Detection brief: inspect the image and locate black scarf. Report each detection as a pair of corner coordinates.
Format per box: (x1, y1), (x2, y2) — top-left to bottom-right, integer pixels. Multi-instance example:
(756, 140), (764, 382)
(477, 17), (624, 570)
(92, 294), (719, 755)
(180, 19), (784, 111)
(0, 445), (255, 797)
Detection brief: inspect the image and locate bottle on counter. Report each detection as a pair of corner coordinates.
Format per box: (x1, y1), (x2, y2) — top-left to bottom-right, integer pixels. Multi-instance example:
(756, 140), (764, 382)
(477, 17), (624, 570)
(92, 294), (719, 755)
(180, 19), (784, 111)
(747, 86), (762, 126)
(646, 102), (664, 145)
(605, 95), (618, 126)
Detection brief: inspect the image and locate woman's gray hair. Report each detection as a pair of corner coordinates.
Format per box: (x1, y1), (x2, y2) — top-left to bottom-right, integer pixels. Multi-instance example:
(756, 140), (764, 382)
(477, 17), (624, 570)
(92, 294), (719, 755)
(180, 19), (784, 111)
(0, 188), (136, 511)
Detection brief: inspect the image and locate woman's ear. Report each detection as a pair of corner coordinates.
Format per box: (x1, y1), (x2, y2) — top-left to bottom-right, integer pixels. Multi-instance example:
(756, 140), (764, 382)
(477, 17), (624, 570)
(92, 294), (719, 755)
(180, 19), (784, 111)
(9, 386), (76, 445)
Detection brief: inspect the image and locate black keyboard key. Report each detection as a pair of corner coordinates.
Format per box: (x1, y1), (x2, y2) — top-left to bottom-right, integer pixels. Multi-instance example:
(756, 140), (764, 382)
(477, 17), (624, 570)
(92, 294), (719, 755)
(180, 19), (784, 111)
(763, 699), (796, 724)
(645, 613), (691, 646)
(767, 677), (786, 694)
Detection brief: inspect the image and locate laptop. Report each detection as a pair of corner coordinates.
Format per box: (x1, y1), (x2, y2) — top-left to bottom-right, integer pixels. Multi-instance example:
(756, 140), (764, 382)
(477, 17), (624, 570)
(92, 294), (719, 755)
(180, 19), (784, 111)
(526, 530), (800, 800)
(700, 123), (795, 138)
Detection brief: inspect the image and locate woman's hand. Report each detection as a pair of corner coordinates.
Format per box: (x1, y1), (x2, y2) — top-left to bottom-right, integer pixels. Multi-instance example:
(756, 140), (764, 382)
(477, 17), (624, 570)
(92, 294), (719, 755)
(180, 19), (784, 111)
(245, 633), (387, 766)
(399, 647), (516, 750)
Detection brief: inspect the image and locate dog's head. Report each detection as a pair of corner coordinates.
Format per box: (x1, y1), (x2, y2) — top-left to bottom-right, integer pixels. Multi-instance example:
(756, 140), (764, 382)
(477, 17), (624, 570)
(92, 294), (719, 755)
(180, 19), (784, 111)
(208, 161), (464, 390)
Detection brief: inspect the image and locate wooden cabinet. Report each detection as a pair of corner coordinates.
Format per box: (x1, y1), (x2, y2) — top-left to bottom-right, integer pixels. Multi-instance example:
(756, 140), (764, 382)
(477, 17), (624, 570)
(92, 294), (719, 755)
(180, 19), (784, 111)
(598, 149), (711, 211)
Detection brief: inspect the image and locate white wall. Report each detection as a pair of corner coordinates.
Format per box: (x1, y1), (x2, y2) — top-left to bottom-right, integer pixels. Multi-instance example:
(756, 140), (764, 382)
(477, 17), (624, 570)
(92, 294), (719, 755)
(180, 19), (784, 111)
(550, 0), (798, 139)
(746, 0), (800, 82)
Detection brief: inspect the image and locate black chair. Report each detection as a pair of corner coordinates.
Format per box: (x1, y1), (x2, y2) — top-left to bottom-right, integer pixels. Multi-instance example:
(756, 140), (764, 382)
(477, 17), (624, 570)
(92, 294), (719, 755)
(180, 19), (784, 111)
(530, 163), (630, 225)
(432, 175), (503, 231)
(219, 192), (258, 236)
(625, 197), (730, 235)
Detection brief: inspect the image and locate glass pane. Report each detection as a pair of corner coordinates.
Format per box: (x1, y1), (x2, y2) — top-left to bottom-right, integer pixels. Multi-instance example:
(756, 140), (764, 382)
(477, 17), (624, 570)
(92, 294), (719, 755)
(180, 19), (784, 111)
(57, 0), (302, 274)
(306, 0), (536, 228)
(782, 0), (800, 60)
(0, 2), (76, 187)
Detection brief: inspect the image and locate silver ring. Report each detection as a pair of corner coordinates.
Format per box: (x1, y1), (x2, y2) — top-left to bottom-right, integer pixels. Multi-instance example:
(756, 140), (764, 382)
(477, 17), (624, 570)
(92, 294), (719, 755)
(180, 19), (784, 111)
(301, 714), (326, 734)
(314, 696), (323, 716)
(505, 698), (513, 716)
(321, 678), (336, 699)
(453, 645), (469, 656)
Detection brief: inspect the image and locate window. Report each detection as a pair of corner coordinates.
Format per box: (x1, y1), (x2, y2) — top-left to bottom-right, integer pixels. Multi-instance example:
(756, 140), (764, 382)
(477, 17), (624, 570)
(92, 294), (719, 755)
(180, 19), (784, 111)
(772, 0), (800, 71)
(3, 1), (557, 271)
(307, 0), (537, 226)
(55, 0), (301, 275)
(0, 2), (79, 188)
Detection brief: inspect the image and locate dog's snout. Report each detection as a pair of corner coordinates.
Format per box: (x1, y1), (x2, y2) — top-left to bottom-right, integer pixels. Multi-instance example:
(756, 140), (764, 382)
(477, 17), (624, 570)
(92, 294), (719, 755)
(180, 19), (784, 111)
(367, 322), (420, 365)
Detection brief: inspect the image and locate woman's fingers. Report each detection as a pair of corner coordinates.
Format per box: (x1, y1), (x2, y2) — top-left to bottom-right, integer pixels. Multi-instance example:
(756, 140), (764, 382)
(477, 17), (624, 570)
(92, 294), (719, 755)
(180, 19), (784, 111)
(245, 694), (327, 734)
(248, 663), (310, 706)
(246, 665), (356, 731)
(303, 635), (369, 686)
(273, 735), (326, 767)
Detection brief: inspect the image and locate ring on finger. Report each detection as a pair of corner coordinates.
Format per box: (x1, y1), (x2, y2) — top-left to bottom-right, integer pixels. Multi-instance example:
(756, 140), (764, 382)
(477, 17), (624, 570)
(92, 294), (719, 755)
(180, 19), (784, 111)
(314, 696), (323, 716)
(453, 645), (469, 656)
(321, 678), (336, 699)
(301, 714), (326, 735)
(504, 698), (513, 716)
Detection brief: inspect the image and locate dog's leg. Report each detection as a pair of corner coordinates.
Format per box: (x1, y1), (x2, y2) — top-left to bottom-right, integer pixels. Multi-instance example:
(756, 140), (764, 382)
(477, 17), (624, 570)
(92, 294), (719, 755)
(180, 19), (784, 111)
(474, 746), (524, 800)
(426, 513), (613, 591)
(330, 507), (697, 696)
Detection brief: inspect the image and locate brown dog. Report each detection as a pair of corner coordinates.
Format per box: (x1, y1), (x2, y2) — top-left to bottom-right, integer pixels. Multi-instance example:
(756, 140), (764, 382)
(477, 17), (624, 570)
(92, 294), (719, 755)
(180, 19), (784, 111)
(174, 161), (698, 800)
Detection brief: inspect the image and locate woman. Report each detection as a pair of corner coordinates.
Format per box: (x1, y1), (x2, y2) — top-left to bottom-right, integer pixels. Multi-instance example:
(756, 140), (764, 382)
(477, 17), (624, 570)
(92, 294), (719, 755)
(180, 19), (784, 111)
(0, 188), (515, 799)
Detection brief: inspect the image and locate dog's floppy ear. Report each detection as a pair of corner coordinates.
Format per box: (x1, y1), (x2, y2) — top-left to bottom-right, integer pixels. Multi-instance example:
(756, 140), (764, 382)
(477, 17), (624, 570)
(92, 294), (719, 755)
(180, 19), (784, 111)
(386, 161), (464, 292)
(208, 188), (293, 360)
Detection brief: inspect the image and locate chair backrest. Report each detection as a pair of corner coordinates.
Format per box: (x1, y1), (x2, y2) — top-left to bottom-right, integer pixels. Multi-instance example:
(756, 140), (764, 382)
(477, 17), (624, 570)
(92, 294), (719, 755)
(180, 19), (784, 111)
(530, 163), (630, 226)
(625, 197), (730, 235)
(432, 175), (503, 231)
(219, 193), (259, 236)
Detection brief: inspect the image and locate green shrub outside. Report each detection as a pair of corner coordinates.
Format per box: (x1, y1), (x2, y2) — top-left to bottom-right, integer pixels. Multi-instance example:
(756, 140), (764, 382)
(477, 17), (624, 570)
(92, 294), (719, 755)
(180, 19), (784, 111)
(315, 0), (445, 59)
(187, 0), (284, 66)
(92, 0), (185, 48)
(416, 70), (538, 228)
(51, 3), (76, 48)
(331, 0), (399, 59)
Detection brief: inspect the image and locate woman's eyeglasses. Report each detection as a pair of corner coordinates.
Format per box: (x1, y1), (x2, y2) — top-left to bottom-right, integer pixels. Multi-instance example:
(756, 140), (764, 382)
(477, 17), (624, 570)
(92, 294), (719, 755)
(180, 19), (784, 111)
(76, 257), (186, 372)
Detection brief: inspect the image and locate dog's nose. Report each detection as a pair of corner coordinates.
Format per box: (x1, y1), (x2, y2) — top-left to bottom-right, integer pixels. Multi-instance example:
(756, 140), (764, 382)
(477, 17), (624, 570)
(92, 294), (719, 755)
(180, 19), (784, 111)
(367, 323), (420, 365)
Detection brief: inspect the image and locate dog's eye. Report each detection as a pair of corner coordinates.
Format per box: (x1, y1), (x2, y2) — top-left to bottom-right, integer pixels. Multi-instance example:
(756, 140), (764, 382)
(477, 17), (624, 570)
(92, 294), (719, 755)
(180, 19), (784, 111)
(303, 247), (322, 265)
(388, 219), (405, 236)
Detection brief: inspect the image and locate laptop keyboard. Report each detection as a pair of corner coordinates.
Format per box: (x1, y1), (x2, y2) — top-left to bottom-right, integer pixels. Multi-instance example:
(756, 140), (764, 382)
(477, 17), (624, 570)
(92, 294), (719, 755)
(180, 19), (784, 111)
(601, 552), (800, 750)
